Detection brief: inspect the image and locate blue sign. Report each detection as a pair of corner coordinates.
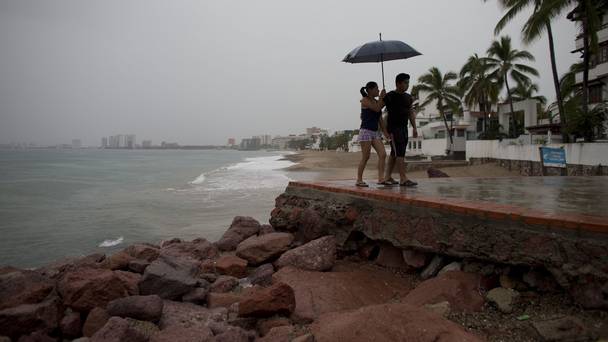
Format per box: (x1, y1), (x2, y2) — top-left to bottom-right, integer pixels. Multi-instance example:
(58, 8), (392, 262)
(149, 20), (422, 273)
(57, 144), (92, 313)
(540, 147), (566, 168)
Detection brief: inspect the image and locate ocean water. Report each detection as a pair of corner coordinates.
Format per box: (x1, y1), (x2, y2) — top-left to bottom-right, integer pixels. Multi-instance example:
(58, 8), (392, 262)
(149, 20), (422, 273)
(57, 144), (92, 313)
(0, 149), (303, 268)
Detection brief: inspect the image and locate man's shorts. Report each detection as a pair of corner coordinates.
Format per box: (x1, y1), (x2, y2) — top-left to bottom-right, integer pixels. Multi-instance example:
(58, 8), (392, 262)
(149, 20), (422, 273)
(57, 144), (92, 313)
(389, 127), (408, 158)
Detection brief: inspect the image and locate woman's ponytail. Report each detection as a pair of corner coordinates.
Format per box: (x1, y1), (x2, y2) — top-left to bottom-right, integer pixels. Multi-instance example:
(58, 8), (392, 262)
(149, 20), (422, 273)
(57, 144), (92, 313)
(360, 87), (367, 97)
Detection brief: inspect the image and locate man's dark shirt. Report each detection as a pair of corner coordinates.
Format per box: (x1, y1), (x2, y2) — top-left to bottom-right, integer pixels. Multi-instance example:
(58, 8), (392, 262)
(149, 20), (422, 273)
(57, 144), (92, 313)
(384, 91), (413, 133)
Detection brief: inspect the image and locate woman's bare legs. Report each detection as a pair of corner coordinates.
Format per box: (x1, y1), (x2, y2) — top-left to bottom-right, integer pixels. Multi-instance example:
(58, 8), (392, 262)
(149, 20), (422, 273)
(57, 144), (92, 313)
(371, 138), (387, 183)
(357, 141), (372, 183)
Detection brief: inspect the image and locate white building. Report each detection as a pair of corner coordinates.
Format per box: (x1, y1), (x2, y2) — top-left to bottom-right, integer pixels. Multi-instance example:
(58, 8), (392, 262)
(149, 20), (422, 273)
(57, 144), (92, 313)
(573, 8), (608, 138)
(125, 135), (136, 149)
(101, 137), (108, 148)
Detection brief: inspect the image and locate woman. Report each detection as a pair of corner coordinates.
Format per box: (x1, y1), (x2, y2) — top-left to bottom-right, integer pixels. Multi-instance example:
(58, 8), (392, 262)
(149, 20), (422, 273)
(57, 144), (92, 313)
(356, 81), (390, 187)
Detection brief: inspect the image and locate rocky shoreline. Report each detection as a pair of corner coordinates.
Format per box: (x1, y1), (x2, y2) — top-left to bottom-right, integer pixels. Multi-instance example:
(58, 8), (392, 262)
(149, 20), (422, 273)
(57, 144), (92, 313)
(1, 215), (607, 341)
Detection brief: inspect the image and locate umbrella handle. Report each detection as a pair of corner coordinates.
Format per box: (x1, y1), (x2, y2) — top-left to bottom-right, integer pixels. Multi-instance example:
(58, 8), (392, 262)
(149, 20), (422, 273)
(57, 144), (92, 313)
(379, 33), (385, 89)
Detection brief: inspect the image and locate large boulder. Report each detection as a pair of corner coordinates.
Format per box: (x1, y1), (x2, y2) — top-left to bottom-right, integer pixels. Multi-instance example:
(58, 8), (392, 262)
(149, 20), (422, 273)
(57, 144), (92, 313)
(215, 255), (248, 278)
(57, 267), (129, 312)
(210, 275), (239, 293)
(216, 216), (261, 252)
(82, 307), (110, 337)
(150, 325), (214, 342)
(106, 295), (163, 322)
(236, 233), (294, 265)
(207, 292), (247, 309)
(160, 239), (219, 261)
(311, 303), (484, 342)
(275, 235), (336, 271)
(238, 282), (296, 318)
(0, 297), (61, 340)
(404, 271), (485, 312)
(124, 244), (160, 262)
(60, 310), (82, 338)
(374, 242), (407, 269)
(0, 270), (54, 310)
(90, 317), (159, 342)
(249, 264), (275, 286)
(100, 251), (134, 271)
(114, 270), (141, 296)
(138, 255), (200, 300)
(272, 263), (411, 322)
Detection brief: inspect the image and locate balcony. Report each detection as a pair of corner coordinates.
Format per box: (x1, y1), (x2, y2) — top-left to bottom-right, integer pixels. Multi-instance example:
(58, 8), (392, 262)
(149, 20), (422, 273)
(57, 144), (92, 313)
(575, 61), (608, 84)
(575, 23), (608, 50)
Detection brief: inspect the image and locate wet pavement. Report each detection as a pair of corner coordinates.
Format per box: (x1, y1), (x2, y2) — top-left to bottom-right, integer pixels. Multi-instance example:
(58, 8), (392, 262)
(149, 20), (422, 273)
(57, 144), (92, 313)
(309, 176), (608, 218)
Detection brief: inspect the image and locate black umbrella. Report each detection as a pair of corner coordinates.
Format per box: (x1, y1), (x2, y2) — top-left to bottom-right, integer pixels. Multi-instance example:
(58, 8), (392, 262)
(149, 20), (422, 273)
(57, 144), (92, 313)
(342, 33), (422, 88)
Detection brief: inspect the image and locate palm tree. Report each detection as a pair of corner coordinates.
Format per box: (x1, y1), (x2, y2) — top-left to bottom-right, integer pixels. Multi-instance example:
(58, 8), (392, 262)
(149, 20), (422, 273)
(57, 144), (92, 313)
(486, 36), (539, 137)
(511, 80), (547, 105)
(484, 0), (567, 141)
(413, 67), (461, 153)
(523, 0), (607, 129)
(459, 54), (500, 132)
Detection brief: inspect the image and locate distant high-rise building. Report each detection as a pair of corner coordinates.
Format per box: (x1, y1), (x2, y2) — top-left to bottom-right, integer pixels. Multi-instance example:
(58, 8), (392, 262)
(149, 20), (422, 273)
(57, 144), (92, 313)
(125, 135), (136, 149)
(101, 137), (108, 148)
(142, 140), (152, 148)
(72, 139), (82, 149)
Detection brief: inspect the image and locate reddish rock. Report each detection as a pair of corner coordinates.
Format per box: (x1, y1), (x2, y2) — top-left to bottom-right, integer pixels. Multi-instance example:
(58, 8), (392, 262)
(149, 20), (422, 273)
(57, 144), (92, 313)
(114, 270), (141, 295)
(138, 255), (199, 300)
(90, 317), (158, 342)
(128, 259), (150, 274)
(257, 325), (296, 342)
(402, 249), (430, 269)
(0, 297), (61, 340)
(420, 255), (445, 280)
(100, 251), (134, 271)
(257, 317), (291, 336)
(150, 325), (213, 342)
(57, 267), (129, 312)
(216, 255), (248, 278)
(295, 208), (328, 243)
(106, 295), (163, 322)
(404, 271), (484, 312)
(259, 224), (276, 235)
(200, 259), (216, 274)
(216, 216), (262, 252)
(182, 287), (209, 304)
(0, 270), (54, 310)
(375, 242), (407, 268)
(124, 244), (160, 262)
(82, 307), (110, 337)
(275, 235), (336, 271)
(0, 266), (21, 275)
(210, 275), (239, 293)
(213, 326), (251, 342)
(238, 282), (295, 318)
(160, 238), (181, 248)
(357, 242), (379, 260)
(60, 310), (82, 338)
(427, 167), (450, 178)
(311, 303), (483, 342)
(160, 239), (219, 261)
(273, 263), (411, 322)
(36, 254), (105, 279)
(207, 292), (248, 309)
(16, 331), (57, 342)
(236, 233), (294, 265)
(249, 263), (275, 286)
(158, 300), (225, 330)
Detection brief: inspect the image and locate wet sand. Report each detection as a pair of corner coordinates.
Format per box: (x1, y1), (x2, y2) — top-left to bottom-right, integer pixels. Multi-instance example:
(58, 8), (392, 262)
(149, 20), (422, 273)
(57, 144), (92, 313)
(283, 150), (520, 181)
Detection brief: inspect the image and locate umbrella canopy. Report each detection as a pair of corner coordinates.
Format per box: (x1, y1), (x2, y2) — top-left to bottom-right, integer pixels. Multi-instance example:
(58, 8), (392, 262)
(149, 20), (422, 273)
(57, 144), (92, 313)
(342, 40), (421, 64)
(342, 34), (421, 88)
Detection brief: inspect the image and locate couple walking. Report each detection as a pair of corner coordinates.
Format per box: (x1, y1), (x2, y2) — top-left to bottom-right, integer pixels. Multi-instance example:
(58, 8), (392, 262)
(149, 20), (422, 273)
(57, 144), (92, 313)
(357, 73), (418, 187)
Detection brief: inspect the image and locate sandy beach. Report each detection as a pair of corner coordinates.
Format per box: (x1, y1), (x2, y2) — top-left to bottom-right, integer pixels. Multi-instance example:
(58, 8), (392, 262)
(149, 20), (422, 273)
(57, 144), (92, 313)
(283, 150), (520, 181)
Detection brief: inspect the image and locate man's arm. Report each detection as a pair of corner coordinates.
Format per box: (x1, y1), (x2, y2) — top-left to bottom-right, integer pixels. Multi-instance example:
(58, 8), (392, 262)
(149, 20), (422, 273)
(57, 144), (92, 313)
(408, 97), (418, 138)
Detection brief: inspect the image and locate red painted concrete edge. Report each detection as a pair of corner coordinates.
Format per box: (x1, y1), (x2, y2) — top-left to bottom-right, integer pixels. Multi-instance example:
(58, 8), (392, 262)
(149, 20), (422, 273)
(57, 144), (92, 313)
(287, 181), (608, 234)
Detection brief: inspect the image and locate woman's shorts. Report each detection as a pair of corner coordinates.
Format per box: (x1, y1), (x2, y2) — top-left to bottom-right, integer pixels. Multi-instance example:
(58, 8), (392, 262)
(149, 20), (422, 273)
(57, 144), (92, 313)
(358, 128), (382, 142)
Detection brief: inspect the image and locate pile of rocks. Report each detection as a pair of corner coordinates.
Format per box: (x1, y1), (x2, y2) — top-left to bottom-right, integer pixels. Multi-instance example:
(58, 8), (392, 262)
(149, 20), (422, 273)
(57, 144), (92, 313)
(1, 215), (604, 341)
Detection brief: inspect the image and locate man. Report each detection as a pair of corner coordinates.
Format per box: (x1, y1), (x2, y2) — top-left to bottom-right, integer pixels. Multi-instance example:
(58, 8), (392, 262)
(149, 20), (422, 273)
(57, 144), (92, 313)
(383, 73), (418, 186)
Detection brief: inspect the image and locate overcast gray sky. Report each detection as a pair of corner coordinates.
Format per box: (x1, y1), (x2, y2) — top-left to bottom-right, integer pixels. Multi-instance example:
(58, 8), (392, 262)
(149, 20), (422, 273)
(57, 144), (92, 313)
(0, 0), (578, 146)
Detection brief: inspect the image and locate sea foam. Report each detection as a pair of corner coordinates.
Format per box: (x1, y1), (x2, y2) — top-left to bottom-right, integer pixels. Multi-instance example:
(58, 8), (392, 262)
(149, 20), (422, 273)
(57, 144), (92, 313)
(98, 236), (124, 247)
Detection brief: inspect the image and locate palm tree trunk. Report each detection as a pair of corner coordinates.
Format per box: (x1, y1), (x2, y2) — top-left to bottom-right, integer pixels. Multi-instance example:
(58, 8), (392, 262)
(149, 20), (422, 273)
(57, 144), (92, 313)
(546, 23), (567, 142)
(438, 100), (454, 153)
(582, 12), (590, 123)
(505, 77), (516, 138)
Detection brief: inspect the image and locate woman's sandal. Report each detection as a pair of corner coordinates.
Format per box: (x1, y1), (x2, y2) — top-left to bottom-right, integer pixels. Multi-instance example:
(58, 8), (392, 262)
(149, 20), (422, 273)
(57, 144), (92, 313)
(400, 179), (418, 187)
(377, 180), (394, 186)
(356, 181), (369, 187)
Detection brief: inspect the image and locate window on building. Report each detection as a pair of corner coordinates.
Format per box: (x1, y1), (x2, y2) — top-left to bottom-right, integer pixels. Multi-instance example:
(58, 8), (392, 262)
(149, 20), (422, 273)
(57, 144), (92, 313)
(408, 142), (412, 149)
(599, 45), (608, 65)
(589, 84), (603, 104)
(417, 141), (422, 149)
(457, 129), (465, 137)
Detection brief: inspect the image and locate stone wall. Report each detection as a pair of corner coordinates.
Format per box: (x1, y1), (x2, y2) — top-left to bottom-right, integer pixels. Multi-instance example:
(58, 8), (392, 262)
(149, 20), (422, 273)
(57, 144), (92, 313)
(270, 184), (608, 291)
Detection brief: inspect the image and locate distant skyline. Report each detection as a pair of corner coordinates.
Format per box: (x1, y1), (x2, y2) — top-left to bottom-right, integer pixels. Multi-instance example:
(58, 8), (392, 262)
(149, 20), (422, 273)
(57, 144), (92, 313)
(0, 0), (579, 146)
